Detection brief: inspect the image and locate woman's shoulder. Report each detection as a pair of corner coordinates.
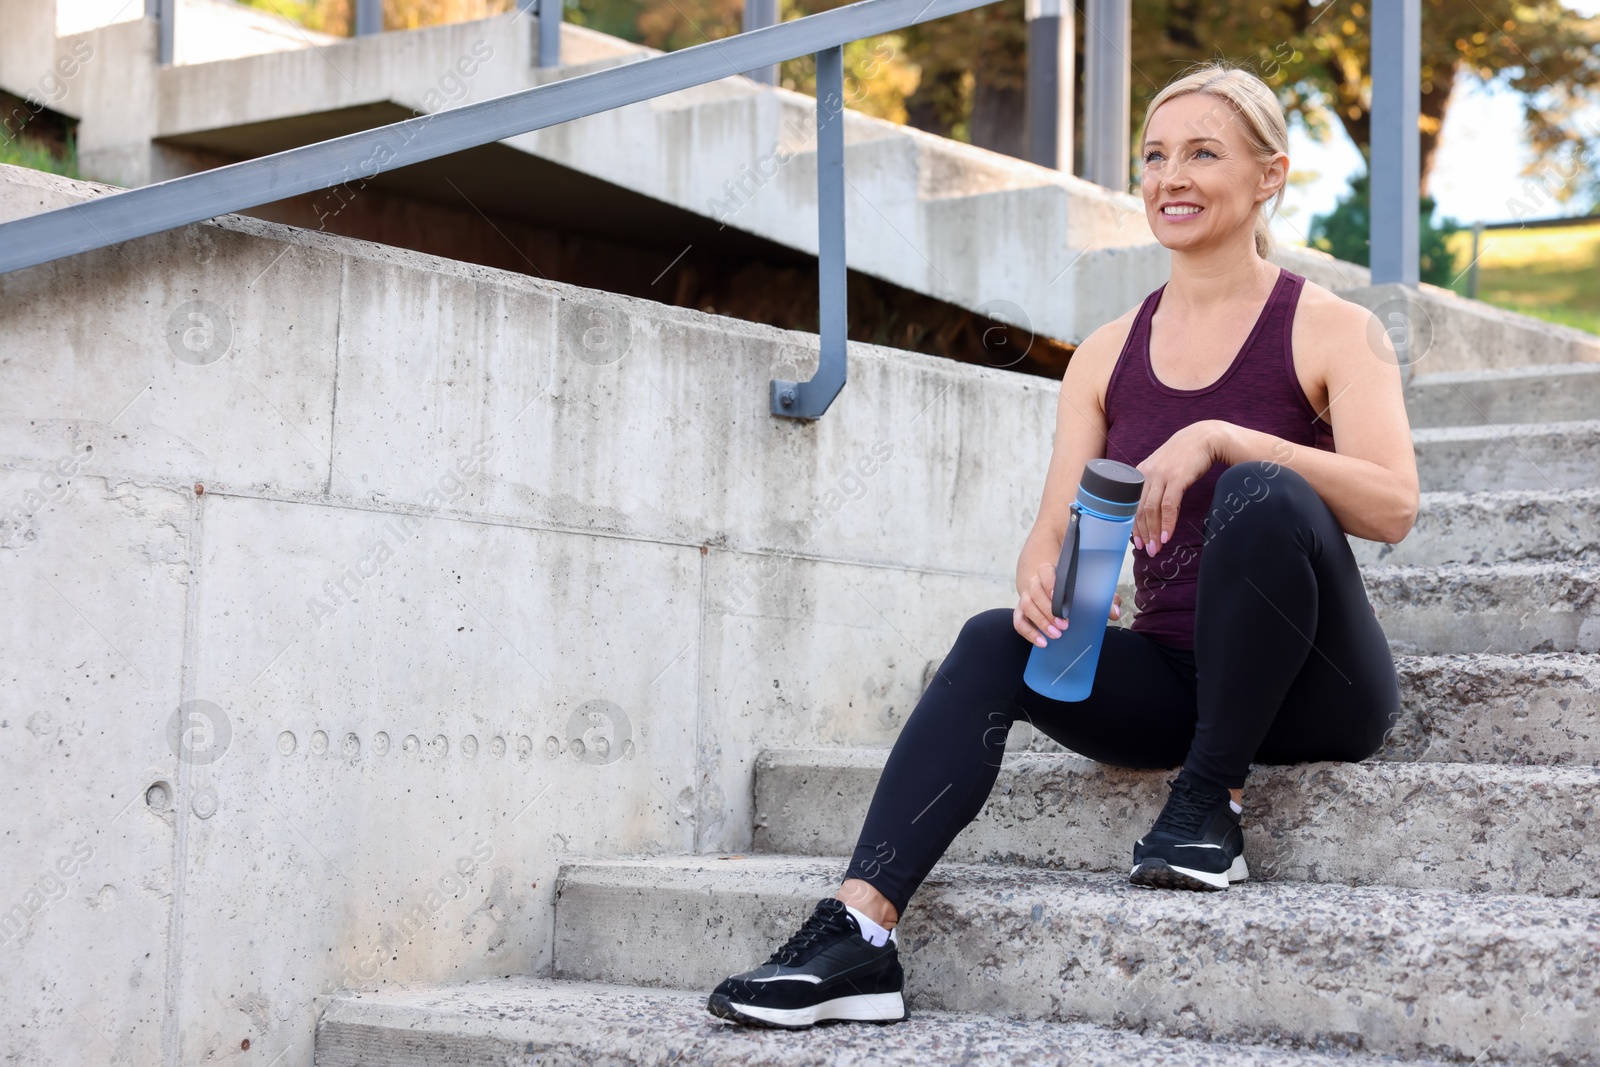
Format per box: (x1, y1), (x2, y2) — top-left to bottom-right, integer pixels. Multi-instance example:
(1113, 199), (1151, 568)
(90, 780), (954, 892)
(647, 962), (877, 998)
(1065, 293), (1158, 415)
(1290, 276), (1391, 370)
(1069, 300), (1144, 384)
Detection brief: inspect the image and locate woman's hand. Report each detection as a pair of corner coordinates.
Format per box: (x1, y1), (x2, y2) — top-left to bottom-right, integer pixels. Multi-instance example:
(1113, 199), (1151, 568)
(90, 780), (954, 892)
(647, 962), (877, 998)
(1133, 420), (1229, 557)
(1013, 559), (1123, 648)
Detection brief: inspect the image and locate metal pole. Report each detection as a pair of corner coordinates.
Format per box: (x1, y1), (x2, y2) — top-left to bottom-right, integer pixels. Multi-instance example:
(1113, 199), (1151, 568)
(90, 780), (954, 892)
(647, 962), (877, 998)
(1467, 221), (1482, 299)
(771, 45), (847, 418)
(538, 0), (561, 67)
(1082, 0), (1129, 189)
(1370, 0), (1420, 286)
(355, 0), (383, 36)
(151, 0), (174, 66)
(1025, 0), (1073, 171)
(743, 0), (779, 85)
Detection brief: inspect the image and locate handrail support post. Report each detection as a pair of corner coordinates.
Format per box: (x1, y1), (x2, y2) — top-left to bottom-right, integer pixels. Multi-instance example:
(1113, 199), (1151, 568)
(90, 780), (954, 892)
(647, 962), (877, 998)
(743, 0), (779, 85)
(356, 0), (383, 36)
(148, 0), (174, 65)
(771, 45), (847, 419)
(539, 0), (562, 67)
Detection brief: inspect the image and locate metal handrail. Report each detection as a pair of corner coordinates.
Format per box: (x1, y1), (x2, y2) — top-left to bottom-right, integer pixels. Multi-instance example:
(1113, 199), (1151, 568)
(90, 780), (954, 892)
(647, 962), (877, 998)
(2, 0), (999, 418)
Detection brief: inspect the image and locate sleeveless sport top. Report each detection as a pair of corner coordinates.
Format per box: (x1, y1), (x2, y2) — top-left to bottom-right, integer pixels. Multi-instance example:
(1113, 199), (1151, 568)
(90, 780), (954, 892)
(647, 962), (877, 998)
(1102, 266), (1335, 649)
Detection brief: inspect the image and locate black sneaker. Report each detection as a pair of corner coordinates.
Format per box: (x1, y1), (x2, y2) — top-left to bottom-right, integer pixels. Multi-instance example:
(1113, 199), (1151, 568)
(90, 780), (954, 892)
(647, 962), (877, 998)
(706, 897), (908, 1028)
(1129, 768), (1248, 891)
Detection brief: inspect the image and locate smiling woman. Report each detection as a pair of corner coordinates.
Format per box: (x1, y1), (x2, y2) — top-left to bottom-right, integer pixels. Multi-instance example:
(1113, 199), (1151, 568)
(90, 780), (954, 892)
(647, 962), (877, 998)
(703, 60), (1421, 1032)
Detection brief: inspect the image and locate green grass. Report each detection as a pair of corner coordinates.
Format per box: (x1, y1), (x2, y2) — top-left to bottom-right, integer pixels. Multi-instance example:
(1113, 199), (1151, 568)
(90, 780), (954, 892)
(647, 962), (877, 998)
(1444, 222), (1600, 336)
(0, 135), (79, 179)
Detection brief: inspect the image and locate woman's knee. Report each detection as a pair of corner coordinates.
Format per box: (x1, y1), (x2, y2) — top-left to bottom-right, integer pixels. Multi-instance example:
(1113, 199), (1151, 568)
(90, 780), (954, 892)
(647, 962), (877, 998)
(952, 607), (1029, 661)
(1204, 461), (1324, 547)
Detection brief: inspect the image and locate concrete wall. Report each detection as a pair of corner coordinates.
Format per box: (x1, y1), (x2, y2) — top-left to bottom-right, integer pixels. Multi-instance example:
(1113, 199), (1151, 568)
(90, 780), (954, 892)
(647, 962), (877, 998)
(0, 164), (1051, 1065)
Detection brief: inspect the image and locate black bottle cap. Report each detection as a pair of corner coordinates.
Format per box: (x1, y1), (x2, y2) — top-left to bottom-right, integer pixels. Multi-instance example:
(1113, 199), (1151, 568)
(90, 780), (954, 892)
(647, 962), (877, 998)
(1078, 458), (1144, 506)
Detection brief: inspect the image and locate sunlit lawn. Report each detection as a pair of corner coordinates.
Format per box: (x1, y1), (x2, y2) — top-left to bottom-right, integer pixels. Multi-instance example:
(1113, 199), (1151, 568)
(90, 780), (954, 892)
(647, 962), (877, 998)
(1445, 223), (1600, 335)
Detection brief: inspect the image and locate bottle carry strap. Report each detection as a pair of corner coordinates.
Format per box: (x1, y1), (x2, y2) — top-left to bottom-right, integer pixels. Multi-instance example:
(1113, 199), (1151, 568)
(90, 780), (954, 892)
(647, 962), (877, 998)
(1051, 503), (1081, 621)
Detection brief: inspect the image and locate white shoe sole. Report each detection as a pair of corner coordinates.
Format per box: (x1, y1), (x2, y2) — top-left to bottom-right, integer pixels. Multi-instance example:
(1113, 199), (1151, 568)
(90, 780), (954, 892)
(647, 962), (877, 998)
(1130, 853), (1249, 891)
(714, 991), (906, 1028)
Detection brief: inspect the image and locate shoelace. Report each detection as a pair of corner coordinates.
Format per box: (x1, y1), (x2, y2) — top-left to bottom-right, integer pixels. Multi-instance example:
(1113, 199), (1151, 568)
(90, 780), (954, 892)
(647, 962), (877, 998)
(1150, 775), (1222, 838)
(764, 902), (852, 966)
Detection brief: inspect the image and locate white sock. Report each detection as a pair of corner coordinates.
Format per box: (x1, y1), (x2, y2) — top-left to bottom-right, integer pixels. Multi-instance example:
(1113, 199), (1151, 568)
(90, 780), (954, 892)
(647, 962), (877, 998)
(1229, 799), (1243, 814)
(844, 903), (895, 947)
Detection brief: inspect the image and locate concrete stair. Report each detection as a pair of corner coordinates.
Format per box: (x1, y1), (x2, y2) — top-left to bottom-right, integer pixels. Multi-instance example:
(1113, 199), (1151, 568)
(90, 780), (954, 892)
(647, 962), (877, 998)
(1406, 362), (1600, 428)
(750, 749), (1600, 896)
(546, 857), (1600, 1065)
(1412, 420), (1600, 493)
(314, 978), (1459, 1066)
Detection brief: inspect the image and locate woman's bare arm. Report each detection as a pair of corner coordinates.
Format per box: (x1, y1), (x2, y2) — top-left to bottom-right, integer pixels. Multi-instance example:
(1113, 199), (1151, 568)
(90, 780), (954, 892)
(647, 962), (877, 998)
(1014, 312), (1135, 645)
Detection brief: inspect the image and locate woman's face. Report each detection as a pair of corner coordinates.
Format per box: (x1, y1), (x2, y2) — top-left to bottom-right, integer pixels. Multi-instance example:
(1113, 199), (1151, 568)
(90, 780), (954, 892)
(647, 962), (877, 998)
(1139, 91), (1286, 253)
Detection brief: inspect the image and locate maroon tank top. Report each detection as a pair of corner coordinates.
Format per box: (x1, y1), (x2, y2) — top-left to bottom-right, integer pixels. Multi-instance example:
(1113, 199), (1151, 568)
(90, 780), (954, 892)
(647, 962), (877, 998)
(1103, 266), (1335, 649)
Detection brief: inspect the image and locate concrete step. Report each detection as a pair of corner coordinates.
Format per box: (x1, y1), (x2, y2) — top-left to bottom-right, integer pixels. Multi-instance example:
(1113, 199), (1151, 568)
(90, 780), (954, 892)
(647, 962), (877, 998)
(553, 856), (1600, 1065)
(1367, 562), (1600, 655)
(1386, 653), (1600, 765)
(751, 749), (1600, 897)
(1018, 652), (1600, 765)
(313, 977), (1456, 1067)
(1350, 489), (1600, 567)
(1406, 362), (1600, 428)
(1413, 420), (1600, 492)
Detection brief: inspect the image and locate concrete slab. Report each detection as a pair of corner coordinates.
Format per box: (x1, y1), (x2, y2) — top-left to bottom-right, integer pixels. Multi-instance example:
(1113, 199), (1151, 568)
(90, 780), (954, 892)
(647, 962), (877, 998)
(753, 749), (1600, 896)
(1368, 562), (1600, 655)
(1406, 363), (1600, 428)
(167, 491), (702, 1063)
(1413, 421), (1600, 493)
(0, 473), (190, 1067)
(1350, 489), (1600, 567)
(314, 977), (1457, 1067)
(553, 855), (1600, 1065)
(1341, 283), (1600, 380)
(693, 550), (1011, 853)
(1387, 653), (1600, 765)
(0, 169), (342, 498)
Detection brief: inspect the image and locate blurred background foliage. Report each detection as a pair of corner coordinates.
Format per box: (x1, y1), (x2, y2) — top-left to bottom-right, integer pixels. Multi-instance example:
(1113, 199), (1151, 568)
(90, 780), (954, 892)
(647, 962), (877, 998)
(237, 0), (1600, 212)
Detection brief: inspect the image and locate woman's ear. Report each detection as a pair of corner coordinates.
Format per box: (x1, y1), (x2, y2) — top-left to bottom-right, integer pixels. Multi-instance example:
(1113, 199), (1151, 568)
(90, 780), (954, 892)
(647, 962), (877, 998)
(1256, 151), (1289, 203)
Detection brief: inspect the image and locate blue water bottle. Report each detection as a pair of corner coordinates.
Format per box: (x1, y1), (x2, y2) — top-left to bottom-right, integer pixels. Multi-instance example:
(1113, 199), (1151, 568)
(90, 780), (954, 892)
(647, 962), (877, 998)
(1023, 458), (1144, 701)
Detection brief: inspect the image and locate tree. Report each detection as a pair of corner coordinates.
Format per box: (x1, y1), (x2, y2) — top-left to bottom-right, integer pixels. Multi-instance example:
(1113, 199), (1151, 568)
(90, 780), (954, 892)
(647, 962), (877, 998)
(1307, 173), (1462, 286)
(1136, 1), (1600, 211)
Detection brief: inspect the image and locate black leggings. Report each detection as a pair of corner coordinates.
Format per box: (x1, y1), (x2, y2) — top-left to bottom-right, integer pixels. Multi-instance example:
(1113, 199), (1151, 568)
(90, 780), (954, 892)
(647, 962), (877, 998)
(843, 462), (1400, 915)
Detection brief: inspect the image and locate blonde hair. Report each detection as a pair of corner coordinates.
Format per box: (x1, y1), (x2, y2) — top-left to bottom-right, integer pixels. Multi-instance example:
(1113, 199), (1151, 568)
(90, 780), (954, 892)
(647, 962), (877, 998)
(1138, 62), (1289, 259)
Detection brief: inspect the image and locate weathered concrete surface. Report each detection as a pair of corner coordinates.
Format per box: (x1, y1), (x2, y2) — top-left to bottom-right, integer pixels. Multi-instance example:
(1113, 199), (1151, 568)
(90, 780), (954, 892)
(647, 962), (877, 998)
(1342, 283), (1600, 380)
(1406, 363), (1600, 429)
(1367, 563), (1600, 655)
(0, 473), (185, 1067)
(1412, 421), (1600, 493)
(1019, 653), (1600, 766)
(1386, 654), (1600, 765)
(553, 856), (1600, 1065)
(314, 978), (1457, 1067)
(1350, 489), (1600, 567)
(0, 164), (1029, 1065)
(752, 749), (1600, 896)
